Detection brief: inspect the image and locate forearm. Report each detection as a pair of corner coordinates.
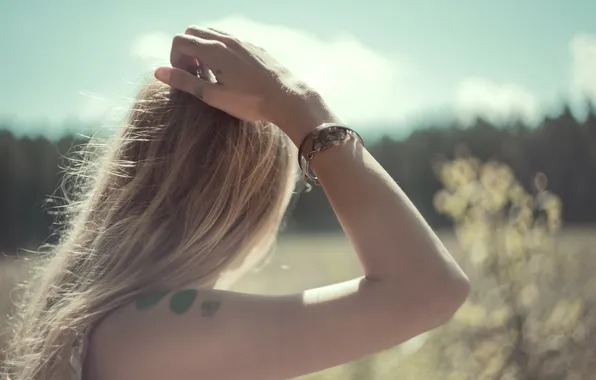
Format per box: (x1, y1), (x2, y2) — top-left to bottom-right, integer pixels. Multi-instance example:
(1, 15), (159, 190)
(314, 142), (464, 284)
(275, 95), (469, 291)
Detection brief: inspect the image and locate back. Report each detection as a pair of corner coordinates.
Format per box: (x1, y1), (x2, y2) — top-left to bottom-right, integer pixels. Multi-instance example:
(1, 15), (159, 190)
(87, 277), (467, 380)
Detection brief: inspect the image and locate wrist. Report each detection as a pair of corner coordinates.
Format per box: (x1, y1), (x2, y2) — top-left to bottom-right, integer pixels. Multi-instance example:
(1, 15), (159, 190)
(267, 89), (341, 146)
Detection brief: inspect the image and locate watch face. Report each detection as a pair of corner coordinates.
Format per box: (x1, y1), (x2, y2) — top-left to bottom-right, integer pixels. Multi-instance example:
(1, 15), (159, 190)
(321, 127), (348, 142)
(313, 139), (324, 150)
(308, 126), (351, 153)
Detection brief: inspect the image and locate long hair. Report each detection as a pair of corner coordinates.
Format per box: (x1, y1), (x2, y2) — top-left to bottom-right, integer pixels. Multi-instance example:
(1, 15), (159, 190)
(3, 79), (297, 380)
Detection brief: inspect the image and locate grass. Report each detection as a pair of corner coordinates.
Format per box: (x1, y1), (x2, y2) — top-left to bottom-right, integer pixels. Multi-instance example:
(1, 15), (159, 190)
(1, 228), (594, 378)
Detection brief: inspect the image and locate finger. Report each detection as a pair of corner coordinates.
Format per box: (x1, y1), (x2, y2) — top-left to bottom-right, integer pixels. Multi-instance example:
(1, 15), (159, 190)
(197, 60), (217, 83)
(170, 34), (226, 72)
(207, 27), (231, 36)
(155, 66), (219, 102)
(185, 26), (242, 49)
(247, 42), (267, 53)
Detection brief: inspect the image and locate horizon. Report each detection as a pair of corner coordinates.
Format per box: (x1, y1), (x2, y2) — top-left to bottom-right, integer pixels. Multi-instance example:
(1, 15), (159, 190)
(2, 98), (592, 143)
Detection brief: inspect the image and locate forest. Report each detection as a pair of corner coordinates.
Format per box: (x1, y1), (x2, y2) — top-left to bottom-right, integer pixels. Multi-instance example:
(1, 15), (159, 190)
(1, 104), (595, 253)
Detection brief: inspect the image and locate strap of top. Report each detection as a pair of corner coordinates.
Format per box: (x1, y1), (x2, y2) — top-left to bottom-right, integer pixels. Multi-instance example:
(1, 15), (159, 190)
(1, 332), (89, 380)
(3, 334), (89, 380)
(71, 329), (91, 380)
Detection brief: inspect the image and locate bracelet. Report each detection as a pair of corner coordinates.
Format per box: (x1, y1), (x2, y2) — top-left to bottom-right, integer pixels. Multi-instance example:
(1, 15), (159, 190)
(297, 123), (364, 187)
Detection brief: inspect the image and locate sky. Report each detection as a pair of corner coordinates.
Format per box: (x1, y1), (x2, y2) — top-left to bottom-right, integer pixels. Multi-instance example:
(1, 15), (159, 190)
(1, 0), (596, 138)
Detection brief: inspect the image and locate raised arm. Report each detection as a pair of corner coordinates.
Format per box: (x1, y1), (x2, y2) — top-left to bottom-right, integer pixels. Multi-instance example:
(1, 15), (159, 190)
(94, 27), (470, 380)
(273, 92), (468, 292)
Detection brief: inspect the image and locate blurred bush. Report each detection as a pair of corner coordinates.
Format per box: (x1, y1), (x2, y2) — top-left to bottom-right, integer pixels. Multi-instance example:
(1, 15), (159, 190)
(423, 156), (595, 380)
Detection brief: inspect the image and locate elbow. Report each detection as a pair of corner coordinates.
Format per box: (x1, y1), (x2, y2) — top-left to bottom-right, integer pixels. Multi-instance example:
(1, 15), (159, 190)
(428, 274), (471, 327)
(382, 272), (470, 339)
(444, 275), (471, 313)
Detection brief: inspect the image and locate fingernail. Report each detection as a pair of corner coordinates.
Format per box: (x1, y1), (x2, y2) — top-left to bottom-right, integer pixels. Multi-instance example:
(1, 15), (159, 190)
(155, 67), (171, 82)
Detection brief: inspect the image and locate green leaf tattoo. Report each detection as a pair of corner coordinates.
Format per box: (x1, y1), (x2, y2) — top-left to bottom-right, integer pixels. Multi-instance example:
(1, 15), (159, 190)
(135, 291), (169, 310)
(135, 289), (222, 318)
(170, 289), (198, 315)
(201, 299), (222, 317)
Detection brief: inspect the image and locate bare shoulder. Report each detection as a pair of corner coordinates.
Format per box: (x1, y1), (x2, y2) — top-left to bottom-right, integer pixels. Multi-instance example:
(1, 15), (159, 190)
(89, 278), (467, 380)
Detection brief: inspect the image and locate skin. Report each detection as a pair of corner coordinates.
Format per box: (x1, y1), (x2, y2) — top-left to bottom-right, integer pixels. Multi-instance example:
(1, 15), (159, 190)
(88, 26), (471, 380)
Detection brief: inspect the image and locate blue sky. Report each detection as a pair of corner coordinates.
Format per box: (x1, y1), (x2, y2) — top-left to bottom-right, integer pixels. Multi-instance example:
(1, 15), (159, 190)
(1, 0), (596, 137)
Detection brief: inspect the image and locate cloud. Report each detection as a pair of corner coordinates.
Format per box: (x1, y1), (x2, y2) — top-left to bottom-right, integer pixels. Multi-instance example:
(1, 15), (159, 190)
(130, 16), (425, 126)
(129, 18), (594, 128)
(570, 33), (596, 100)
(130, 33), (171, 64)
(454, 78), (542, 126)
(453, 33), (596, 125)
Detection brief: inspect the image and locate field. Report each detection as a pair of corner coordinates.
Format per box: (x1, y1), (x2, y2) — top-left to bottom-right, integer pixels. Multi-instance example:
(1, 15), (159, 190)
(1, 228), (595, 379)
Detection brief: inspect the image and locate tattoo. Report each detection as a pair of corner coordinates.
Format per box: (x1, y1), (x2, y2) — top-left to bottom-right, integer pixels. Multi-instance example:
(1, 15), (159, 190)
(135, 291), (169, 310)
(134, 289), (223, 318)
(170, 289), (198, 315)
(201, 299), (222, 317)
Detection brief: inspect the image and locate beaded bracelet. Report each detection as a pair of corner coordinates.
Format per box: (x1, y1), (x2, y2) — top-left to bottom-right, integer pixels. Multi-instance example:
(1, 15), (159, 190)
(297, 123), (364, 187)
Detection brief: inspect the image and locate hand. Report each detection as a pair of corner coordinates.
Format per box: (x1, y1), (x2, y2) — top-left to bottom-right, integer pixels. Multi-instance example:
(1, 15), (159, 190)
(154, 26), (333, 142)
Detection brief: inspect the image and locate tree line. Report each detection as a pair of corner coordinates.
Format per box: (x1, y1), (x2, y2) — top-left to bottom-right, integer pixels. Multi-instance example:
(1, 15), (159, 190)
(1, 105), (596, 253)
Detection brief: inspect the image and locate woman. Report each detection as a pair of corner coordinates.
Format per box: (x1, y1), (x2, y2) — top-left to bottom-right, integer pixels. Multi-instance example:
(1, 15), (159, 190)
(4, 27), (470, 380)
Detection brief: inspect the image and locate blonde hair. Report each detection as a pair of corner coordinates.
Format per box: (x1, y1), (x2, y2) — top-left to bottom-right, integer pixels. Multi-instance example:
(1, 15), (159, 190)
(3, 79), (297, 380)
